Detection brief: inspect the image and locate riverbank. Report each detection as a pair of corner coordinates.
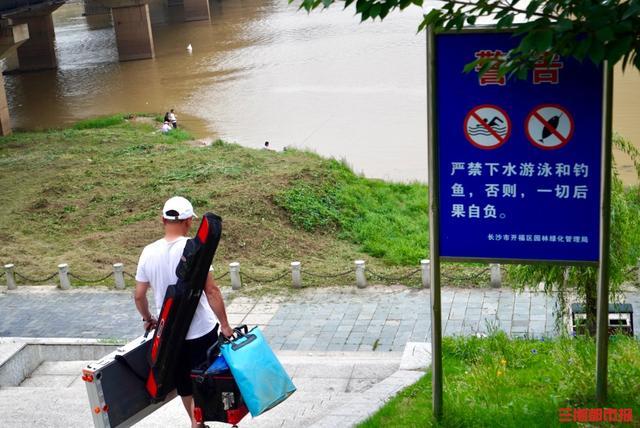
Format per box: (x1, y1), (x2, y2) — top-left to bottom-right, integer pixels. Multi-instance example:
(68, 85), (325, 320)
(2, 116), (639, 292)
(0, 115), (439, 289)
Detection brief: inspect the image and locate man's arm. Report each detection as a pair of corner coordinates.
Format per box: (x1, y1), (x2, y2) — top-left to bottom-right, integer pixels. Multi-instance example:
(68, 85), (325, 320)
(204, 273), (233, 337)
(134, 281), (157, 331)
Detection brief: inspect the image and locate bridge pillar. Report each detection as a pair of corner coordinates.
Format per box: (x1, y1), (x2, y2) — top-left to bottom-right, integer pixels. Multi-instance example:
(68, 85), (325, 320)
(12, 13), (57, 71)
(183, 0), (210, 21)
(0, 22), (30, 136)
(111, 3), (155, 61)
(84, 0), (110, 16)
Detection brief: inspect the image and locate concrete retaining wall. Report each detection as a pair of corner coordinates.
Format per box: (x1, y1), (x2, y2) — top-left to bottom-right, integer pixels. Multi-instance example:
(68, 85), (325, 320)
(0, 340), (118, 387)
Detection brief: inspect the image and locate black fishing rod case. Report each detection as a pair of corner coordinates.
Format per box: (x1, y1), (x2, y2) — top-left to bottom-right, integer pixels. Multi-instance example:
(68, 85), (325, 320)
(146, 212), (223, 401)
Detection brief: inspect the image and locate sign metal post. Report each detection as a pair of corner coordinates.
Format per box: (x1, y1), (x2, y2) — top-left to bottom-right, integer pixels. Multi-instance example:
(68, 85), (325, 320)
(426, 25), (443, 420)
(426, 26), (612, 419)
(595, 63), (614, 404)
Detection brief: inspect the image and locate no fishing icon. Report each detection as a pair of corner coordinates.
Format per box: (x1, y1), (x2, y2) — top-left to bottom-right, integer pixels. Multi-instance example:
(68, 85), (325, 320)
(463, 104), (511, 150)
(525, 104), (574, 150)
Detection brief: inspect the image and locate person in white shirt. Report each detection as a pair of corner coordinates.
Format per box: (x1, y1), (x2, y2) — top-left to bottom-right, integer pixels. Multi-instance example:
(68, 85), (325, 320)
(135, 196), (233, 428)
(161, 121), (172, 134)
(168, 109), (178, 129)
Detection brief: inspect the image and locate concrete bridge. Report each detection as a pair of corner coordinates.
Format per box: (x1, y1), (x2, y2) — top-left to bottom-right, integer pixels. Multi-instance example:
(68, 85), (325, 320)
(0, 0), (212, 136)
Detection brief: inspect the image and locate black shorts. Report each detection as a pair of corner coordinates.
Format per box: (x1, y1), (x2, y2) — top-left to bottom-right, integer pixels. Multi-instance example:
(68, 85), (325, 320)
(176, 326), (218, 396)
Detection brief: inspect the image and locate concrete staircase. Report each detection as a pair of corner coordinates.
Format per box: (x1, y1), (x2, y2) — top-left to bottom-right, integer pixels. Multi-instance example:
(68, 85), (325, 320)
(0, 352), (405, 428)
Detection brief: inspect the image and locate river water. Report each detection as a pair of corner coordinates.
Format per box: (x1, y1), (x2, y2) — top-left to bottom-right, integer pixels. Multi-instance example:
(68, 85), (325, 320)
(3, 0), (639, 184)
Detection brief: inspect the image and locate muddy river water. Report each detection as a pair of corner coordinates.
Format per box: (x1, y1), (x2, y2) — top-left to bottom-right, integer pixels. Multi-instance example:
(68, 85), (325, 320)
(4, 0), (639, 184)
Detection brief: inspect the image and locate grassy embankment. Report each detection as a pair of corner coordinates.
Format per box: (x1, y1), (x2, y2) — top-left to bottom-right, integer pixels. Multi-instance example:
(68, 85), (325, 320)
(0, 114), (438, 288)
(360, 333), (640, 428)
(4, 115), (638, 290)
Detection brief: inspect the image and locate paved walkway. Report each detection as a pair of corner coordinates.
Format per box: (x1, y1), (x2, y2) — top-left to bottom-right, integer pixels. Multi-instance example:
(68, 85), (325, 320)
(1, 285), (638, 348)
(1, 285), (638, 427)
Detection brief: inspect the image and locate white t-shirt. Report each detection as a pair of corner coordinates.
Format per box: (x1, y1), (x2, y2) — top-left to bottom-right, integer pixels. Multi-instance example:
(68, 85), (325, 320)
(135, 237), (217, 340)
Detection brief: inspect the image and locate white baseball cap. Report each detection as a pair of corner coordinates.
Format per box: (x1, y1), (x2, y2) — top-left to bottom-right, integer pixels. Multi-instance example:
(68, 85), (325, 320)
(162, 196), (198, 220)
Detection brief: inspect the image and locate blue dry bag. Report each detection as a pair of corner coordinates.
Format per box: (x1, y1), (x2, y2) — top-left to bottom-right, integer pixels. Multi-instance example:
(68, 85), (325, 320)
(220, 326), (296, 417)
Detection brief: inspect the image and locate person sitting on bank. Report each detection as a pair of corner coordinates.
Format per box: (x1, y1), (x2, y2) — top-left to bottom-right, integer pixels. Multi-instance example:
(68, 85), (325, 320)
(161, 121), (172, 134)
(169, 109), (178, 129)
(263, 141), (271, 150)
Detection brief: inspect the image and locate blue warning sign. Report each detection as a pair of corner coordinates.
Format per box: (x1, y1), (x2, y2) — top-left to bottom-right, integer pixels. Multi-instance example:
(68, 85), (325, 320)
(435, 32), (603, 263)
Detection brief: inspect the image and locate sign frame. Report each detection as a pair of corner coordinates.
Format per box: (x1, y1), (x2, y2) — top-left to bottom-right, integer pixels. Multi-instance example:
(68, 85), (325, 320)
(426, 25), (614, 419)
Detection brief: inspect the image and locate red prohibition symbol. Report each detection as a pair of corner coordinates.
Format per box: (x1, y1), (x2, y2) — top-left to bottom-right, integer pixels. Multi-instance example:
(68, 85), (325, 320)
(525, 104), (574, 150)
(463, 104), (512, 150)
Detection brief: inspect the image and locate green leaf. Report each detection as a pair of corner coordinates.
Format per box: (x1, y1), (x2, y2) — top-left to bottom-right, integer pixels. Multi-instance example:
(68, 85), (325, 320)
(573, 35), (592, 61)
(525, 0), (542, 17)
(595, 26), (615, 42)
(516, 66), (528, 80)
(605, 36), (633, 64)
(496, 14), (514, 29)
(369, 3), (381, 18)
(588, 40), (605, 64)
(622, 1), (640, 20)
(452, 13), (465, 30)
(463, 59), (480, 73)
(419, 9), (442, 32)
(533, 29), (553, 51)
(553, 19), (573, 33)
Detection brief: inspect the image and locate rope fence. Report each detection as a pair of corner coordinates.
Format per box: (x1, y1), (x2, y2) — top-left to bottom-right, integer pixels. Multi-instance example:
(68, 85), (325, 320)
(367, 268), (421, 283)
(68, 272), (114, 284)
(303, 268), (355, 279)
(214, 271), (229, 281)
(441, 268), (490, 283)
(14, 271), (58, 284)
(3, 257), (640, 291)
(240, 270), (290, 284)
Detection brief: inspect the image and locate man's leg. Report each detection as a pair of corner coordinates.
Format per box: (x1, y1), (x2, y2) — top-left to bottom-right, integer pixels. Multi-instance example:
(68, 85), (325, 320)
(180, 395), (201, 428)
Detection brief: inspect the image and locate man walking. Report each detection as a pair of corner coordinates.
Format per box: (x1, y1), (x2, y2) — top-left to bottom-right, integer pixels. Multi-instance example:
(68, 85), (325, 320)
(134, 196), (233, 428)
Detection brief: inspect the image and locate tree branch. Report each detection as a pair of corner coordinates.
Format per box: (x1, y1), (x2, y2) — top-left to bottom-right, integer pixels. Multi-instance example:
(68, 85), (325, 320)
(445, 0), (558, 20)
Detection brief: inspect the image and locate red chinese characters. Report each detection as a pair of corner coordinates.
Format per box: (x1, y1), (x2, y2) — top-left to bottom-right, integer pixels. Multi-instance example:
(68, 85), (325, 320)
(533, 54), (564, 84)
(559, 407), (633, 424)
(474, 50), (564, 85)
(474, 50), (506, 86)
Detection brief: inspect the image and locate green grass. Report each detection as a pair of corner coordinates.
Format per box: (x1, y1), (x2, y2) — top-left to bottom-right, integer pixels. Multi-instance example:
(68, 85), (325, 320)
(4, 116), (637, 289)
(0, 116), (421, 287)
(275, 159), (428, 265)
(72, 114), (127, 130)
(360, 333), (640, 428)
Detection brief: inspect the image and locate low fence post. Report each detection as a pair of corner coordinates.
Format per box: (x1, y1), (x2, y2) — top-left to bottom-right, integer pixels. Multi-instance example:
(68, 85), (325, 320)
(490, 263), (501, 288)
(58, 263), (71, 290)
(113, 263), (125, 290)
(4, 264), (16, 290)
(229, 262), (241, 290)
(421, 259), (430, 289)
(291, 261), (302, 289)
(355, 260), (367, 289)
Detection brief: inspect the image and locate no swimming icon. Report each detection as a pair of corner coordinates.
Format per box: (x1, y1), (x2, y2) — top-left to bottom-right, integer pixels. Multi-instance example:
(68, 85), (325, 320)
(463, 104), (511, 150)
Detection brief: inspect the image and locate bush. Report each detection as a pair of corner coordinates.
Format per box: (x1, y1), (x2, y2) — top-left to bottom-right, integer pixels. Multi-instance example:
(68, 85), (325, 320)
(276, 159), (428, 265)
